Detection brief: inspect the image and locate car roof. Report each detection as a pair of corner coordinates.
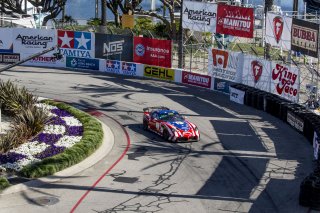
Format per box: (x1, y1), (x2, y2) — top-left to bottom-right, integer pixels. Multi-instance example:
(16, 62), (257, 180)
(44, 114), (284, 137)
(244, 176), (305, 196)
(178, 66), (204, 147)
(153, 109), (179, 114)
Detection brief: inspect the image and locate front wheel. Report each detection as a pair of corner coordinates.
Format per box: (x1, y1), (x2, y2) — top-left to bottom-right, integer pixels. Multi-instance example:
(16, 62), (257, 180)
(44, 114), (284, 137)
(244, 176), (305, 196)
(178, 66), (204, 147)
(143, 120), (148, 131)
(163, 130), (170, 141)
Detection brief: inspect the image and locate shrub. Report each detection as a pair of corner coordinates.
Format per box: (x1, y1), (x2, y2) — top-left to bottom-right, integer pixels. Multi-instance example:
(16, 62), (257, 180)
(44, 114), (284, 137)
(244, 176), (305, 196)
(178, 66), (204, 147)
(0, 177), (10, 190)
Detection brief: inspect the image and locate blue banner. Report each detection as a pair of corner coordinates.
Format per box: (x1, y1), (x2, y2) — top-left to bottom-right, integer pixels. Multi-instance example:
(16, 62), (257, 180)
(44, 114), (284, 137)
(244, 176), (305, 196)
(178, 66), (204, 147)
(214, 78), (231, 94)
(66, 57), (99, 70)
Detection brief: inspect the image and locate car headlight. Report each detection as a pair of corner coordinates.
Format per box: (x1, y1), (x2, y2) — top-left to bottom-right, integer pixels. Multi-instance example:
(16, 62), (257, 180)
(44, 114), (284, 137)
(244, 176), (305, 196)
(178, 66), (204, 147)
(194, 126), (198, 132)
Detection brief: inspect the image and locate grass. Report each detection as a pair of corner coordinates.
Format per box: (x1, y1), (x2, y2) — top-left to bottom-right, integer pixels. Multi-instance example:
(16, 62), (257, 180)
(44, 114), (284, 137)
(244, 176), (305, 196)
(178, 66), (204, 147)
(18, 100), (104, 178)
(0, 177), (10, 190)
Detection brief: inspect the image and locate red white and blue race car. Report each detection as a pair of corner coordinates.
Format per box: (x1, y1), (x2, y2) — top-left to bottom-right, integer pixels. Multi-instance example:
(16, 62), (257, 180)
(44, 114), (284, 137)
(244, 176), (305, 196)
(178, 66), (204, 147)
(143, 106), (200, 142)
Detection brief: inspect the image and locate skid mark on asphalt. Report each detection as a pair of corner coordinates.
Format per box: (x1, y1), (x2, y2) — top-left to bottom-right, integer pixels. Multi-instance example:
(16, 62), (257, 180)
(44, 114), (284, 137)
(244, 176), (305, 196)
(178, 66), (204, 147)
(95, 144), (193, 213)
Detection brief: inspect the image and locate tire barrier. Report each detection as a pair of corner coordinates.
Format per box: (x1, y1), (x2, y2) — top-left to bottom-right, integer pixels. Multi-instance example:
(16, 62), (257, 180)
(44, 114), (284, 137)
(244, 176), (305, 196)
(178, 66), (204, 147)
(230, 83), (320, 209)
(300, 168), (320, 210)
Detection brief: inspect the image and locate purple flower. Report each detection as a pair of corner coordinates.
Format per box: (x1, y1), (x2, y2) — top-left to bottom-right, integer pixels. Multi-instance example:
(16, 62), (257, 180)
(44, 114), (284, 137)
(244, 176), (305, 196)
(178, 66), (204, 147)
(47, 116), (66, 125)
(32, 133), (63, 145)
(66, 126), (83, 136)
(0, 152), (26, 164)
(51, 109), (72, 117)
(34, 145), (65, 159)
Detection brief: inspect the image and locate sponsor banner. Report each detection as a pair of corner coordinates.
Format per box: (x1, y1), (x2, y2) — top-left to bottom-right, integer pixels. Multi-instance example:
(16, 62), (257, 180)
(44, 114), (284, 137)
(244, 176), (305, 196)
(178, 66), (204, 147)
(105, 59), (121, 74)
(214, 78), (231, 94)
(291, 18), (319, 58)
(208, 48), (242, 82)
(270, 62), (300, 102)
(21, 53), (65, 68)
(265, 12), (292, 50)
(229, 86), (245, 104)
(58, 30), (95, 58)
(13, 28), (56, 54)
(182, 1), (217, 33)
(216, 5), (254, 38)
(95, 33), (133, 61)
(314, 131), (319, 160)
(0, 28), (13, 53)
(134, 37), (172, 68)
(0, 53), (20, 63)
(66, 57), (99, 70)
(242, 55), (271, 92)
(182, 71), (211, 88)
(121, 61), (137, 76)
(287, 111), (304, 132)
(144, 65), (175, 81)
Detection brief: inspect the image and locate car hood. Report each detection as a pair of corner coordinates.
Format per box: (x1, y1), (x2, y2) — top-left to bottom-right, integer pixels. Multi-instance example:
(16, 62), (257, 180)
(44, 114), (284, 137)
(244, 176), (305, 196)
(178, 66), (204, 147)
(168, 121), (190, 131)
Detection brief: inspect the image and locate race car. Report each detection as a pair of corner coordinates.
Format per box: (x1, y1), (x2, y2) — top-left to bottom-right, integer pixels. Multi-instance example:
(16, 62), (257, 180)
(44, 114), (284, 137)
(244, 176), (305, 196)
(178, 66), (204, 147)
(143, 106), (200, 142)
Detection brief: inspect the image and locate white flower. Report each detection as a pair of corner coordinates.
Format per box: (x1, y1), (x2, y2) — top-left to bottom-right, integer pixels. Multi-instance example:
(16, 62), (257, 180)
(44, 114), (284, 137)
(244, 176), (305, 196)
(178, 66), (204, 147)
(35, 103), (58, 110)
(62, 117), (82, 126)
(11, 141), (49, 157)
(43, 125), (66, 135)
(3, 157), (41, 171)
(55, 136), (82, 148)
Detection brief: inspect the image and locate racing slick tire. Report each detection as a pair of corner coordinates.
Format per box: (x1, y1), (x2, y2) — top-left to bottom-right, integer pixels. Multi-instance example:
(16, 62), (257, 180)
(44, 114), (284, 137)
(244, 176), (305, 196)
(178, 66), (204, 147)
(143, 121), (148, 131)
(163, 130), (170, 141)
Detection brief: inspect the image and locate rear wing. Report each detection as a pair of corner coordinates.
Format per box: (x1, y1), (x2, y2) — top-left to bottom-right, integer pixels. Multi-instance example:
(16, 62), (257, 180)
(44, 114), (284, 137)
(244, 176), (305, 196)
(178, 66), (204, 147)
(143, 106), (170, 112)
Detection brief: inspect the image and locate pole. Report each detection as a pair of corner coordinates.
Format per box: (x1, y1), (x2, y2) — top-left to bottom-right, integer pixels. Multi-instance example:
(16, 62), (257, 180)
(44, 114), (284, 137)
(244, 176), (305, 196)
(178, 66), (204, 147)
(178, 0), (184, 69)
(0, 46), (56, 73)
(95, 0), (98, 19)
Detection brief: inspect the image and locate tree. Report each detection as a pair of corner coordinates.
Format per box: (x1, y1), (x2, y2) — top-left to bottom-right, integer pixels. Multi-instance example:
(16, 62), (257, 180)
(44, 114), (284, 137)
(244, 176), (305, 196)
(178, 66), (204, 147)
(106, 0), (142, 27)
(0, 0), (67, 26)
(135, 0), (181, 40)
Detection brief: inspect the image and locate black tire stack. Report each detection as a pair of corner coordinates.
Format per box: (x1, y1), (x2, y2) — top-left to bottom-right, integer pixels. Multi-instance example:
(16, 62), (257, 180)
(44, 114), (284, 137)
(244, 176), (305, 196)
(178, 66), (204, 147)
(300, 167), (320, 210)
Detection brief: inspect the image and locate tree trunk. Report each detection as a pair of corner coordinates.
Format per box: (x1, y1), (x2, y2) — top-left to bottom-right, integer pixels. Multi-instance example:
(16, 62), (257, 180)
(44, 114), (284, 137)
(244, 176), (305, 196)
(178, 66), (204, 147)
(101, 0), (107, 26)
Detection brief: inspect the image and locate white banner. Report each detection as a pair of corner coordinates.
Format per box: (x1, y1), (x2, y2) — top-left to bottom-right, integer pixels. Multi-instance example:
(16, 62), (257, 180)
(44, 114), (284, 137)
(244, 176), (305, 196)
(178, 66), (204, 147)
(208, 48), (242, 82)
(265, 12), (292, 50)
(242, 55), (271, 92)
(314, 131), (319, 160)
(13, 28), (57, 54)
(21, 53), (66, 68)
(0, 28), (13, 53)
(229, 86), (245, 104)
(270, 62), (300, 102)
(57, 30), (95, 58)
(182, 1), (217, 33)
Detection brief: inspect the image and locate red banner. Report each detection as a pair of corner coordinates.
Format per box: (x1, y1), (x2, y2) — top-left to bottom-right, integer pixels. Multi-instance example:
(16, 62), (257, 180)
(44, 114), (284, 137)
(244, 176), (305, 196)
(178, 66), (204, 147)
(182, 71), (211, 88)
(134, 37), (172, 68)
(216, 5), (254, 38)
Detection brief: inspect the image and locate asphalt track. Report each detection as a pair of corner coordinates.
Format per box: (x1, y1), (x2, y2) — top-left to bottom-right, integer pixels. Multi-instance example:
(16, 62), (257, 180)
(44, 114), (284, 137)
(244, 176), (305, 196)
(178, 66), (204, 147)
(0, 65), (317, 213)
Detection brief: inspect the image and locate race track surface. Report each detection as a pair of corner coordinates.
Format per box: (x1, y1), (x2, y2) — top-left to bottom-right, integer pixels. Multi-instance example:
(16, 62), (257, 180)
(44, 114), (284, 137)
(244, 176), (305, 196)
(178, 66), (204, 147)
(0, 66), (315, 213)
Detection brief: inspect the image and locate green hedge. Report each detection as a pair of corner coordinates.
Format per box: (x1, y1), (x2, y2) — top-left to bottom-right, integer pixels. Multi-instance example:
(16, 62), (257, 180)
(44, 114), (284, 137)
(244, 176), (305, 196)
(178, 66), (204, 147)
(18, 100), (104, 178)
(0, 177), (10, 190)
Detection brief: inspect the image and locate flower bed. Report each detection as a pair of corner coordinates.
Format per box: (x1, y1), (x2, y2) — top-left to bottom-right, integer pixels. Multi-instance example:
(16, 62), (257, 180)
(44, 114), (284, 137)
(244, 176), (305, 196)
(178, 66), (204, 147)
(0, 103), (84, 172)
(0, 100), (103, 181)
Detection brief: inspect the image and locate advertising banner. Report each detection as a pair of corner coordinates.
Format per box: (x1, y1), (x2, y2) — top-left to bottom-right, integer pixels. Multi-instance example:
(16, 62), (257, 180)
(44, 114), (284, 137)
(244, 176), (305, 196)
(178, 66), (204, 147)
(66, 57), (99, 70)
(134, 37), (172, 68)
(314, 131), (319, 160)
(21, 53), (65, 68)
(58, 30), (95, 58)
(265, 12), (292, 50)
(105, 59), (121, 74)
(291, 18), (319, 58)
(144, 65), (175, 81)
(95, 33), (133, 61)
(0, 28), (13, 53)
(216, 4), (254, 38)
(182, 71), (211, 88)
(229, 86), (245, 104)
(182, 1), (217, 33)
(270, 62), (300, 102)
(214, 78), (231, 94)
(121, 61), (137, 76)
(13, 28), (56, 54)
(242, 55), (271, 92)
(287, 111), (304, 132)
(0, 53), (20, 63)
(208, 48), (242, 82)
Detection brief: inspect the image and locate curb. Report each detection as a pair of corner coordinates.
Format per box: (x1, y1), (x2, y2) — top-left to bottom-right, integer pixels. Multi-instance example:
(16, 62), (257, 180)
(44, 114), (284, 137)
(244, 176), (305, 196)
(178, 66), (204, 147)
(0, 118), (114, 196)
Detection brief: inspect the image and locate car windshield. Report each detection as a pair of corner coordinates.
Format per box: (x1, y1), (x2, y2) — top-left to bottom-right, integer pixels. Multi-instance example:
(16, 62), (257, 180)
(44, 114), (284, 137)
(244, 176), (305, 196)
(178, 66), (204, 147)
(158, 111), (184, 121)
